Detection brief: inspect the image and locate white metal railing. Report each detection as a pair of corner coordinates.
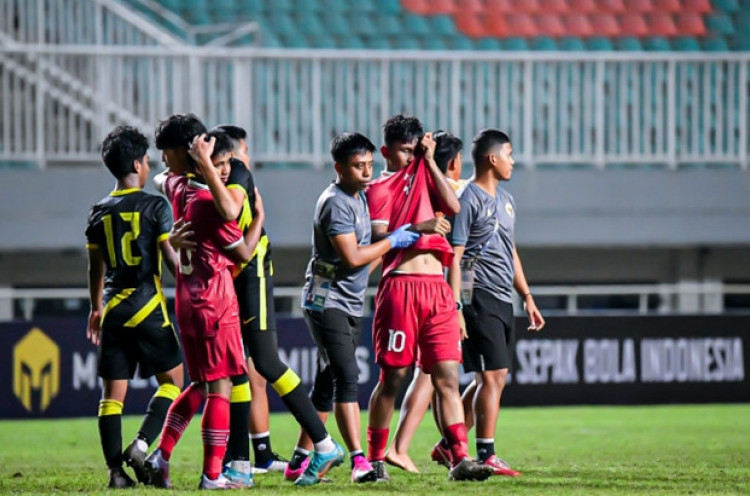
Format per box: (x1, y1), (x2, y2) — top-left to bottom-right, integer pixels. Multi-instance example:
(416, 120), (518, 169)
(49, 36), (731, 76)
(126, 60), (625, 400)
(2, 283), (749, 322)
(0, 42), (747, 169)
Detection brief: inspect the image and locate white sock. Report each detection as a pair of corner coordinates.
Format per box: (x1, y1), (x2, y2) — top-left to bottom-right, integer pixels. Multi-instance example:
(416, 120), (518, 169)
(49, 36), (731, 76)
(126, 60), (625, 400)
(135, 439), (148, 453)
(313, 436), (336, 453)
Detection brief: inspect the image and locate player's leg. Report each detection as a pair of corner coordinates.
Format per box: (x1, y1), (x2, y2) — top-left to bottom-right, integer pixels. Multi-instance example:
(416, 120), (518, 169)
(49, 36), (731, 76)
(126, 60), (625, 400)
(197, 377), (236, 489)
(124, 323), (184, 484)
(385, 367), (432, 473)
(246, 359), (282, 473)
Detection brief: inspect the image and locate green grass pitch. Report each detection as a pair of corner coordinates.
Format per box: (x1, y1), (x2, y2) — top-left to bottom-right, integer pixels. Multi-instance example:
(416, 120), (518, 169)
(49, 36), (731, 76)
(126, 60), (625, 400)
(1, 404), (748, 495)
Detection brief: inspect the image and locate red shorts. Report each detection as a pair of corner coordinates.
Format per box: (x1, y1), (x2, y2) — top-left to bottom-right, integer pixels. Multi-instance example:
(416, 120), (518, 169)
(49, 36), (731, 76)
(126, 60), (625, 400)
(176, 297), (247, 383)
(372, 274), (462, 373)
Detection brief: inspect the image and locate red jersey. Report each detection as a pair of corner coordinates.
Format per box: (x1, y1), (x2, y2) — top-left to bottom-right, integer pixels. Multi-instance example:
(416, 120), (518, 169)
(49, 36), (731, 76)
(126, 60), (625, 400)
(366, 157), (454, 277)
(165, 175), (244, 336)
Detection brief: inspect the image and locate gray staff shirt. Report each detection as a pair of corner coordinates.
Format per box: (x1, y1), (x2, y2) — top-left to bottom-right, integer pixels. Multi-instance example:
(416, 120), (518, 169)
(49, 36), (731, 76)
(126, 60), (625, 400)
(302, 183), (371, 316)
(451, 181), (516, 303)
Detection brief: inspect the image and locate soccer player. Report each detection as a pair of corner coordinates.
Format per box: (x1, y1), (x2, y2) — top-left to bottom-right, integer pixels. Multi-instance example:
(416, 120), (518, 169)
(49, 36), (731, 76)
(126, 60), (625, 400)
(385, 130), (465, 473)
(445, 129), (545, 476)
(144, 131), (258, 490)
(168, 121), (347, 486)
(365, 115), (492, 481)
(85, 125), (184, 488)
(291, 132), (419, 484)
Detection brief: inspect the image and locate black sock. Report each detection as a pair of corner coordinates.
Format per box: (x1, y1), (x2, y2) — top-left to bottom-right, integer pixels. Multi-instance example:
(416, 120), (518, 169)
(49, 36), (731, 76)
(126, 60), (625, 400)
(280, 385), (328, 442)
(226, 375), (251, 463)
(289, 448), (310, 470)
(251, 433), (273, 465)
(476, 440), (495, 463)
(137, 396), (172, 446)
(99, 413), (122, 468)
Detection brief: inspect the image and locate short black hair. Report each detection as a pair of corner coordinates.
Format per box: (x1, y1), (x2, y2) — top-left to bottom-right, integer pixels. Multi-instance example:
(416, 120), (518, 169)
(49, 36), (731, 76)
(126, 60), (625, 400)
(213, 124), (247, 152)
(154, 113), (207, 151)
(206, 130), (234, 160)
(101, 125), (149, 179)
(330, 132), (376, 165)
(433, 130), (463, 174)
(471, 129), (511, 165)
(383, 114), (423, 147)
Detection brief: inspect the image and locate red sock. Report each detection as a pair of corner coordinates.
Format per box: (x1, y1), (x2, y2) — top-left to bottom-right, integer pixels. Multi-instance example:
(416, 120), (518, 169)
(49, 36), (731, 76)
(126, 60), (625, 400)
(202, 393), (230, 480)
(444, 423), (469, 465)
(158, 383), (204, 460)
(367, 427), (389, 462)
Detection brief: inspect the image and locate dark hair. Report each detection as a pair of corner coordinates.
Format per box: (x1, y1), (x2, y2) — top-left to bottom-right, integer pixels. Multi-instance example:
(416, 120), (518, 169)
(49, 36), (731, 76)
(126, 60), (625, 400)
(330, 132), (376, 165)
(471, 129), (510, 166)
(101, 125), (149, 179)
(206, 130), (234, 160)
(154, 113), (207, 151)
(213, 124), (247, 152)
(433, 130), (463, 174)
(383, 114), (423, 147)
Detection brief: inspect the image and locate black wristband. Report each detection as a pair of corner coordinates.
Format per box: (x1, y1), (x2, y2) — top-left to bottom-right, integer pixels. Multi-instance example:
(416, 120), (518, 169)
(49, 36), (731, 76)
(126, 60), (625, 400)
(456, 301), (463, 311)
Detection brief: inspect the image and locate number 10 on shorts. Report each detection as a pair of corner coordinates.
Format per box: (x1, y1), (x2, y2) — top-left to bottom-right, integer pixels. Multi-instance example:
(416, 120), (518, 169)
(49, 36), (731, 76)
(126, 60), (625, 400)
(387, 329), (406, 353)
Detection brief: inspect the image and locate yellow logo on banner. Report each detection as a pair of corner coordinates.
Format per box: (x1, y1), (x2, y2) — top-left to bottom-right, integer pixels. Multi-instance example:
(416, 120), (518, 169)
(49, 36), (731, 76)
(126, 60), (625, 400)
(13, 328), (60, 412)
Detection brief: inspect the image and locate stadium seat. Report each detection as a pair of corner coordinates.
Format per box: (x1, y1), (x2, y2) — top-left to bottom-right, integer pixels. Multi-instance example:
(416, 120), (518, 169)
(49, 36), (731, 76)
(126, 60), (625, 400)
(537, 0), (570, 13)
(643, 36), (671, 50)
(390, 35), (421, 49)
(531, 36), (558, 50)
(322, 13), (349, 36)
(308, 32), (337, 48)
(458, 0), (487, 12)
(484, 0), (516, 13)
(591, 14), (621, 36)
(701, 36), (729, 50)
(675, 12), (706, 36)
(672, 36), (701, 50)
(513, 0), (542, 14)
(620, 14), (649, 36)
(348, 0), (377, 12)
(348, 13), (377, 36)
(268, 13), (297, 37)
(730, 34), (750, 50)
(421, 35), (448, 49)
(563, 14), (594, 37)
(625, 0), (654, 12)
(429, 0), (458, 15)
(710, 0), (739, 13)
(680, 0), (711, 13)
(483, 11), (510, 37)
(705, 14), (735, 35)
(403, 13), (431, 36)
(279, 33), (308, 48)
(536, 14), (566, 37)
(360, 35), (389, 49)
(377, 15), (404, 36)
(501, 37), (530, 50)
(475, 37), (503, 50)
(291, 0), (323, 14)
(298, 14), (326, 36)
(559, 36), (587, 50)
(263, 0), (291, 12)
(457, 12), (487, 38)
(430, 15), (458, 36)
(571, 0), (599, 12)
(647, 13), (678, 36)
(586, 36), (614, 50)
(506, 13), (539, 37)
(379, 0), (402, 14)
(447, 35), (475, 50)
(614, 36), (644, 50)
(598, 0), (626, 12)
(338, 35), (365, 49)
(653, 0), (681, 12)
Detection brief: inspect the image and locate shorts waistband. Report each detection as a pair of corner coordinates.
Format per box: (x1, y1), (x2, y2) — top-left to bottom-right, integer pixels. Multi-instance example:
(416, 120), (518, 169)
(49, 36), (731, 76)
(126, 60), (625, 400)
(385, 273), (445, 281)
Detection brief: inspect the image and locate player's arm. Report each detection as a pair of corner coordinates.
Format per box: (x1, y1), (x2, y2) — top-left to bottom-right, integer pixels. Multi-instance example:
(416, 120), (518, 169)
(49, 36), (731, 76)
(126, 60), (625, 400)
(158, 238), (180, 277)
(513, 245), (545, 331)
(86, 245), (105, 346)
(241, 187), (265, 257)
(330, 224), (418, 270)
(190, 133), (244, 221)
(422, 132), (460, 215)
(448, 244), (468, 340)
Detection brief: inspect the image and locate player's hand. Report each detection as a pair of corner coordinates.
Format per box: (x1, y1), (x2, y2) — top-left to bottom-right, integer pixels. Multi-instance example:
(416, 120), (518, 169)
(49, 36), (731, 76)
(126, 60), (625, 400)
(189, 133), (215, 164)
(421, 132), (436, 162)
(523, 295), (545, 331)
(387, 224), (420, 249)
(414, 217), (451, 236)
(458, 310), (468, 340)
(169, 218), (197, 251)
(87, 310), (102, 346)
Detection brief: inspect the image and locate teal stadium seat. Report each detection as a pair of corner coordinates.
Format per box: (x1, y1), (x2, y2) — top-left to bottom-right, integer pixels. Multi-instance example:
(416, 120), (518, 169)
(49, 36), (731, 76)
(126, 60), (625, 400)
(430, 15), (458, 35)
(559, 37), (586, 50)
(268, 14), (297, 38)
(292, 0), (324, 15)
(531, 36), (558, 50)
(391, 35), (421, 49)
(377, 15), (403, 36)
(672, 36), (701, 51)
(379, 0), (403, 14)
(705, 14), (735, 35)
(421, 35), (448, 50)
(308, 32), (337, 48)
(731, 34), (750, 51)
(501, 37), (530, 50)
(322, 13), (349, 36)
(299, 14), (326, 36)
(348, 0), (377, 13)
(711, 0), (739, 13)
(262, 0), (291, 12)
(447, 36), (475, 50)
(587, 37), (614, 51)
(701, 36), (729, 51)
(475, 37), (502, 50)
(338, 35), (366, 49)
(643, 36), (671, 51)
(348, 13), (377, 36)
(403, 14), (432, 36)
(365, 36), (392, 49)
(614, 37), (644, 50)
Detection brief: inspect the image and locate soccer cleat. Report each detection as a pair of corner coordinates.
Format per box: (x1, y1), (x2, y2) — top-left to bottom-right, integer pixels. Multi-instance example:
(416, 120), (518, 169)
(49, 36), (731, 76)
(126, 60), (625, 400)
(223, 460), (256, 487)
(144, 449), (172, 489)
(123, 440), (150, 485)
(283, 456), (309, 481)
(430, 442), (453, 469)
(252, 452), (289, 474)
(481, 455), (521, 477)
(448, 457), (494, 482)
(371, 460), (391, 482)
(108, 466), (136, 488)
(350, 457), (377, 483)
(293, 441), (344, 486)
(198, 473), (241, 490)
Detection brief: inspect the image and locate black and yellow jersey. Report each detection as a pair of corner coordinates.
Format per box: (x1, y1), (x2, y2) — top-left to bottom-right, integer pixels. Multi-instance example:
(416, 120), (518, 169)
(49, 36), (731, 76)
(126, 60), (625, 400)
(227, 159), (273, 278)
(85, 188), (172, 329)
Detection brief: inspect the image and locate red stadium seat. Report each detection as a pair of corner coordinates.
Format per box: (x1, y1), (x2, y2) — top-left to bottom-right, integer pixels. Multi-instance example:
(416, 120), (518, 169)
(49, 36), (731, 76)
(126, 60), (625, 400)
(563, 13), (594, 36)
(536, 13), (566, 37)
(506, 13), (539, 36)
(537, 0), (569, 14)
(680, 0), (712, 13)
(401, 0), (430, 15)
(653, 0), (681, 12)
(484, 0), (516, 13)
(675, 12), (707, 35)
(647, 12), (678, 35)
(430, 0), (459, 15)
(619, 13), (650, 36)
(598, 0), (627, 12)
(572, 0), (598, 12)
(591, 14), (621, 36)
(625, 0), (654, 12)
(483, 10), (511, 37)
(513, 0), (542, 14)
(455, 0), (485, 13)
(456, 11), (488, 38)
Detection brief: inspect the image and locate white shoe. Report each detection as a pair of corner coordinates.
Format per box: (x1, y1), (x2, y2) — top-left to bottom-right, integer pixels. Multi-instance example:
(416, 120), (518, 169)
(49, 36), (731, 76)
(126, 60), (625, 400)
(198, 473), (240, 490)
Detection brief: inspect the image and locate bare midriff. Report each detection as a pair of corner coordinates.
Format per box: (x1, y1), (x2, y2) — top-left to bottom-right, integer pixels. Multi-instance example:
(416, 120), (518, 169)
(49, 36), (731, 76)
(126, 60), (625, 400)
(394, 249), (444, 275)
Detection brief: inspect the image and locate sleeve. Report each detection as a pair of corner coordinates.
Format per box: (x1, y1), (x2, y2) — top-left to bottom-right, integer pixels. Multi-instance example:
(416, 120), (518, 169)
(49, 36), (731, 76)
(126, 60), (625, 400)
(84, 206), (101, 249)
(320, 196), (356, 237)
(366, 182), (392, 226)
(154, 197), (173, 244)
(226, 159), (250, 198)
(450, 193), (474, 247)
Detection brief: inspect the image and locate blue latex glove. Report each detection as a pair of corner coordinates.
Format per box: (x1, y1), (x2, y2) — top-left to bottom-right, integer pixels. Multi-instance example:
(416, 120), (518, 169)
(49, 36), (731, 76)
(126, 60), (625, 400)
(387, 224), (420, 249)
